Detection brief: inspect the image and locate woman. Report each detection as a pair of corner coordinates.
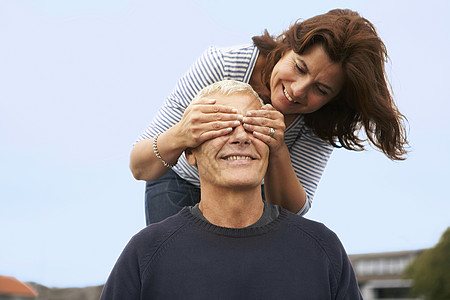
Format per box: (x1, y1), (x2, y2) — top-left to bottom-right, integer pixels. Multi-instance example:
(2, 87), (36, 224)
(130, 9), (408, 224)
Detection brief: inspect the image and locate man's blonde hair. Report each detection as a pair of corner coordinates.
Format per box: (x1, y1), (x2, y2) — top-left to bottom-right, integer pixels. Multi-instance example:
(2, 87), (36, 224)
(193, 80), (264, 106)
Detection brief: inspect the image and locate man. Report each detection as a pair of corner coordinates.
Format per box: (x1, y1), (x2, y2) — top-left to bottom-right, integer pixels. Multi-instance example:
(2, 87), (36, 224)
(101, 80), (362, 299)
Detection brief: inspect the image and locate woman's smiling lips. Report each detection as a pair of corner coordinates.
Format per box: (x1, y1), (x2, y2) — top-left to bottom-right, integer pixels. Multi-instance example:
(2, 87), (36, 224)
(283, 87), (295, 103)
(282, 85), (302, 105)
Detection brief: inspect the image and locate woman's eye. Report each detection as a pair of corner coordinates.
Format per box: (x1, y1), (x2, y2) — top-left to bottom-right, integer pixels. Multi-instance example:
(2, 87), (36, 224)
(316, 86), (327, 96)
(295, 64), (306, 74)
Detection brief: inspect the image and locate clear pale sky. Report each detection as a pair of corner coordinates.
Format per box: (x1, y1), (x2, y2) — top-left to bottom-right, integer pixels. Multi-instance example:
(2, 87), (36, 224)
(1, 0), (449, 288)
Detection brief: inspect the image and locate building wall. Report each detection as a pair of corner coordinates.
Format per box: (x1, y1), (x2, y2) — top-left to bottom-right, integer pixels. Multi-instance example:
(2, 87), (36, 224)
(349, 250), (423, 300)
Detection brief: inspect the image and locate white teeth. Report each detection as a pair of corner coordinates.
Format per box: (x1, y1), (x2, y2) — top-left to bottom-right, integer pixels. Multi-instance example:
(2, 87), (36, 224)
(225, 155), (252, 161)
(284, 88), (295, 102)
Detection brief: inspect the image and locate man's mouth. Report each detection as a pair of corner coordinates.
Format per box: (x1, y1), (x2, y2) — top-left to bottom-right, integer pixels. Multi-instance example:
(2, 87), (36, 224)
(222, 155), (254, 161)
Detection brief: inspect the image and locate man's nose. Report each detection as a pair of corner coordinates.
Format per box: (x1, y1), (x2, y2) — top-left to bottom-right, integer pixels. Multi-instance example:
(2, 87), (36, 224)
(229, 124), (250, 144)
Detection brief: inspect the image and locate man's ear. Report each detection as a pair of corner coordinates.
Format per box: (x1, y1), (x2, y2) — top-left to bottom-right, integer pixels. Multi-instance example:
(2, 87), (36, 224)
(184, 148), (197, 166)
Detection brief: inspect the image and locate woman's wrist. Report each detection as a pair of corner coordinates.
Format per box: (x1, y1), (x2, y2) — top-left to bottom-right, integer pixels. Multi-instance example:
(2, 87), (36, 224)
(166, 123), (190, 152)
(153, 126), (188, 167)
(268, 142), (289, 162)
(153, 133), (177, 168)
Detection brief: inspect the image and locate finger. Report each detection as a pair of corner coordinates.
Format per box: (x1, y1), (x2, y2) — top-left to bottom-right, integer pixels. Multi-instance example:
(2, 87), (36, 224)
(252, 130), (277, 147)
(242, 116), (272, 127)
(193, 97), (216, 104)
(193, 103), (240, 115)
(199, 127), (233, 142)
(207, 120), (241, 131)
(246, 104), (281, 117)
(243, 123), (274, 136)
(261, 104), (275, 110)
(245, 111), (281, 122)
(200, 112), (243, 123)
(191, 97), (239, 114)
(190, 120), (239, 137)
(245, 109), (272, 118)
(189, 104), (243, 122)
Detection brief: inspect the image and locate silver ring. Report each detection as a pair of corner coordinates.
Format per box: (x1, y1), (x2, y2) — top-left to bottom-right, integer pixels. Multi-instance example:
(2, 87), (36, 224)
(269, 127), (275, 137)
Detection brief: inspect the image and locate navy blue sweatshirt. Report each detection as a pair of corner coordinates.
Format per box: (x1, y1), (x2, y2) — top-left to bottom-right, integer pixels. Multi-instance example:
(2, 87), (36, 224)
(100, 206), (362, 299)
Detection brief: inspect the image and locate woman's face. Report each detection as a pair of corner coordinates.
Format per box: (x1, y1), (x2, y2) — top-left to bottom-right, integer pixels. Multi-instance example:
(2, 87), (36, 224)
(270, 44), (345, 116)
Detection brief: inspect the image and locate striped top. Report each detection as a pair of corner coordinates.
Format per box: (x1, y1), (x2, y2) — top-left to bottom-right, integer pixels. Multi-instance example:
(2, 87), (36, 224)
(137, 44), (333, 215)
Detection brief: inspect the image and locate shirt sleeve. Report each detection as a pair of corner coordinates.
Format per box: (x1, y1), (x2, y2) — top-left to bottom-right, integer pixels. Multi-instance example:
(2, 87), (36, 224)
(289, 123), (333, 216)
(313, 223), (363, 300)
(334, 240), (363, 299)
(100, 235), (142, 300)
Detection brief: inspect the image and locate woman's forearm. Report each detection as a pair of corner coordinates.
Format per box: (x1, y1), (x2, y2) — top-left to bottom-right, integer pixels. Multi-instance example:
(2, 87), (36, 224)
(130, 125), (186, 181)
(264, 145), (306, 214)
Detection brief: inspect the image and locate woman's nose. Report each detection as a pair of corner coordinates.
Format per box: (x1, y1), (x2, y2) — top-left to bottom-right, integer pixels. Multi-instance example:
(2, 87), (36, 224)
(291, 80), (309, 99)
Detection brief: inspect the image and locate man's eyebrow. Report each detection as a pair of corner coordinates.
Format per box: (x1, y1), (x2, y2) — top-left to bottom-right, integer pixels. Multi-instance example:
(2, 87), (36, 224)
(298, 58), (335, 93)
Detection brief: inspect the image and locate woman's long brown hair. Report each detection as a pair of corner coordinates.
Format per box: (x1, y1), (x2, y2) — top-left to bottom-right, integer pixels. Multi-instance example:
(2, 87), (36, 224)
(253, 9), (408, 160)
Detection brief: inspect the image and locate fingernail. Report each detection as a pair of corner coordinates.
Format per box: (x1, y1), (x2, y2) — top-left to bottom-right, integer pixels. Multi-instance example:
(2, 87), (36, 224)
(231, 108), (238, 113)
(242, 117), (248, 123)
(236, 114), (243, 120)
(208, 99), (216, 103)
(233, 120), (241, 126)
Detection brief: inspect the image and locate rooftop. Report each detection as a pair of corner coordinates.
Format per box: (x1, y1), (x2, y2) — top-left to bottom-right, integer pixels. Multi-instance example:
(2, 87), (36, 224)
(0, 275), (38, 297)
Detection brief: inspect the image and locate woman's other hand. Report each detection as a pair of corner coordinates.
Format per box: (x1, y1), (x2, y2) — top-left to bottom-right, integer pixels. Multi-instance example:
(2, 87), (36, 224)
(242, 104), (286, 153)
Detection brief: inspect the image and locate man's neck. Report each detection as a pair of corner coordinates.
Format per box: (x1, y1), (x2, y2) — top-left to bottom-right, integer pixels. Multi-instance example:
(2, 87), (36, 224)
(199, 186), (264, 229)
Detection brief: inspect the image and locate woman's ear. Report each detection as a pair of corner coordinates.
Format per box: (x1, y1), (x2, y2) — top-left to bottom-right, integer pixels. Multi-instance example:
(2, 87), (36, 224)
(184, 148), (197, 166)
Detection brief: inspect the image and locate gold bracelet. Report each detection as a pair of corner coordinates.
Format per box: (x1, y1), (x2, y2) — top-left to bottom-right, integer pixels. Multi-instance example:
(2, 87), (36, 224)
(153, 133), (177, 169)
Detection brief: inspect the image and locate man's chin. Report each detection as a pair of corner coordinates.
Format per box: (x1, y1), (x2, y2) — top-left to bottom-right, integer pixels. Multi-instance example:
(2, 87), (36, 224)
(220, 178), (263, 190)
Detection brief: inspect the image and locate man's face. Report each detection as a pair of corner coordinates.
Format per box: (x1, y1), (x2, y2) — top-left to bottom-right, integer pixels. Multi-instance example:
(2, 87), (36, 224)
(186, 92), (269, 190)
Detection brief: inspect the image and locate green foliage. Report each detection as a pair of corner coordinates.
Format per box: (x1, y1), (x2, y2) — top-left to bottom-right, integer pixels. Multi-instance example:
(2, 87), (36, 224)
(403, 227), (450, 300)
